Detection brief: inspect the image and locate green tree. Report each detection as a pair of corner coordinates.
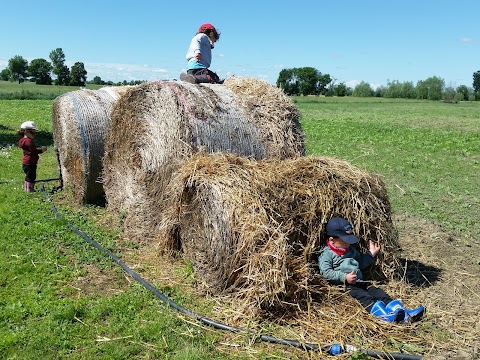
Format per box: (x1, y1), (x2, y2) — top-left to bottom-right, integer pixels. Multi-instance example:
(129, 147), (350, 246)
(296, 67), (320, 95)
(352, 81), (373, 97)
(384, 80), (416, 99)
(70, 62), (87, 86)
(443, 87), (458, 103)
(49, 48), (70, 85)
(56, 64), (70, 85)
(92, 76), (103, 85)
(277, 68), (299, 95)
(456, 85), (469, 101)
(416, 80), (428, 99)
(49, 47), (65, 67)
(384, 80), (402, 98)
(28, 58), (52, 85)
(401, 81), (416, 99)
(473, 71), (480, 93)
(276, 67), (331, 95)
(0, 68), (11, 81)
(8, 55), (28, 83)
(333, 82), (348, 97)
(317, 73), (332, 95)
(416, 76), (444, 100)
(374, 85), (386, 97)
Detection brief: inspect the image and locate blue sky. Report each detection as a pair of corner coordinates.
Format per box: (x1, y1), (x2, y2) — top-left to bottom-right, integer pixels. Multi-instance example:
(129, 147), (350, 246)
(1, 0), (479, 89)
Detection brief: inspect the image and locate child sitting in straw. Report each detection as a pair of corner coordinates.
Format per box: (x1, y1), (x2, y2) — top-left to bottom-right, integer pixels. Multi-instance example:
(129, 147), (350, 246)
(318, 217), (425, 323)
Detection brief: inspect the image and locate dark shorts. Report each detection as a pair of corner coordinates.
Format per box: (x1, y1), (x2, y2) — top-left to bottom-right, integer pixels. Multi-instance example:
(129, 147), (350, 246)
(187, 68), (222, 83)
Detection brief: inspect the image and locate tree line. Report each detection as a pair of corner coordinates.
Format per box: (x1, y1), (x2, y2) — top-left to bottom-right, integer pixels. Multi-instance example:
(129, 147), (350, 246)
(0, 48), (145, 87)
(2, 50), (480, 101)
(277, 67), (480, 101)
(1, 48), (87, 86)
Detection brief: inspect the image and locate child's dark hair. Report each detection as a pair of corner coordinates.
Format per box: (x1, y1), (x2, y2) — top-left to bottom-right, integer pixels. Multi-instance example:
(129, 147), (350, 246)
(17, 128), (36, 136)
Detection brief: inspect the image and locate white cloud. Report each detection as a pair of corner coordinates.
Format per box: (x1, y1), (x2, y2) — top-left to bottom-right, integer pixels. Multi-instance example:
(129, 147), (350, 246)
(345, 80), (360, 89)
(69, 61), (171, 81)
(343, 80), (382, 90)
(369, 83), (382, 90)
(460, 37), (476, 44)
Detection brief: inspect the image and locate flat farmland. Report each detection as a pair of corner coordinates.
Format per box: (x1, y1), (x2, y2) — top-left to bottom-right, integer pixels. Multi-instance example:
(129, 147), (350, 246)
(298, 96), (479, 245)
(1, 95), (479, 359)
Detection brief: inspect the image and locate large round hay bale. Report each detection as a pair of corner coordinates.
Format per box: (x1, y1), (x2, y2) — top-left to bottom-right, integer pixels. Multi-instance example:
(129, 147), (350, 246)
(103, 79), (305, 241)
(160, 152), (398, 310)
(52, 86), (131, 204)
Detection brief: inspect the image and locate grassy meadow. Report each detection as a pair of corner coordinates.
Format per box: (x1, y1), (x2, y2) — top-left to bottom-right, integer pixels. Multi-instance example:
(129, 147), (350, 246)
(0, 82), (479, 359)
(0, 80), (103, 100)
(296, 96), (479, 245)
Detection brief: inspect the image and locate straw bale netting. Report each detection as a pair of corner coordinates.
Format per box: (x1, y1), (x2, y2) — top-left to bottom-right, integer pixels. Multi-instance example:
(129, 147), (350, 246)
(103, 79), (304, 241)
(52, 86), (132, 204)
(160, 152), (400, 311)
(222, 77), (305, 159)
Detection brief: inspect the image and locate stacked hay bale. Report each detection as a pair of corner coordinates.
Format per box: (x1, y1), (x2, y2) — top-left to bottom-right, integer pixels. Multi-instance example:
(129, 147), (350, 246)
(160, 152), (399, 311)
(103, 78), (304, 241)
(222, 76), (305, 158)
(52, 86), (131, 204)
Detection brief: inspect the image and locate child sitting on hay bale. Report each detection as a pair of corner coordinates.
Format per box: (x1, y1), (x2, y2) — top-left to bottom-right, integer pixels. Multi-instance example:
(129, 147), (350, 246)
(180, 23), (224, 84)
(318, 217), (425, 323)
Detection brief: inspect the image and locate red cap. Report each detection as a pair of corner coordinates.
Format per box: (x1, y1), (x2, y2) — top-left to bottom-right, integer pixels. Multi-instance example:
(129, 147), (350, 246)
(198, 23), (216, 32)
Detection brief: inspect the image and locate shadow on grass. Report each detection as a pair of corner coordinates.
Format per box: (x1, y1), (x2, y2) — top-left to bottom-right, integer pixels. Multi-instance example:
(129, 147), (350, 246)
(398, 258), (442, 287)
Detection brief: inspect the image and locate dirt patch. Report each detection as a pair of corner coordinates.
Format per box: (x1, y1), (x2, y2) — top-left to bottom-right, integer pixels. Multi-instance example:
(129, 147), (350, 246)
(394, 214), (480, 359)
(73, 264), (130, 297)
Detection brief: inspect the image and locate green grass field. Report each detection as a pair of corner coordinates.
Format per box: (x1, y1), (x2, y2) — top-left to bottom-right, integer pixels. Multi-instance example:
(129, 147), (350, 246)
(1, 91), (479, 359)
(297, 97), (480, 244)
(0, 81), (103, 100)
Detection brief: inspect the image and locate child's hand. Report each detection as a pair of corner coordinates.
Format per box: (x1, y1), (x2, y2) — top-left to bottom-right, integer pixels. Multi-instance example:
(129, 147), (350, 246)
(369, 240), (380, 257)
(346, 270), (357, 284)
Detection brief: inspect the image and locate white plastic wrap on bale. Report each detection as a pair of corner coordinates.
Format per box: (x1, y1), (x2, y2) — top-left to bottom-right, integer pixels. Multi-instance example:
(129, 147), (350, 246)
(52, 87), (131, 204)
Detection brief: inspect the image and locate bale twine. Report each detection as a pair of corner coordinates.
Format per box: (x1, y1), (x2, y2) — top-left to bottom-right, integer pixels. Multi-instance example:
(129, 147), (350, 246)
(103, 80), (305, 241)
(160, 152), (399, 311)
(52, 86), (131, 204)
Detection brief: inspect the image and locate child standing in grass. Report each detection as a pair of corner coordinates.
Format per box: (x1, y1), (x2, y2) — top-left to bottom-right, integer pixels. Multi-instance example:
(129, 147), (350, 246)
(180, 23), (223, 84)
(17, 121), (47, 192)
(318, 216), (425, 323)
